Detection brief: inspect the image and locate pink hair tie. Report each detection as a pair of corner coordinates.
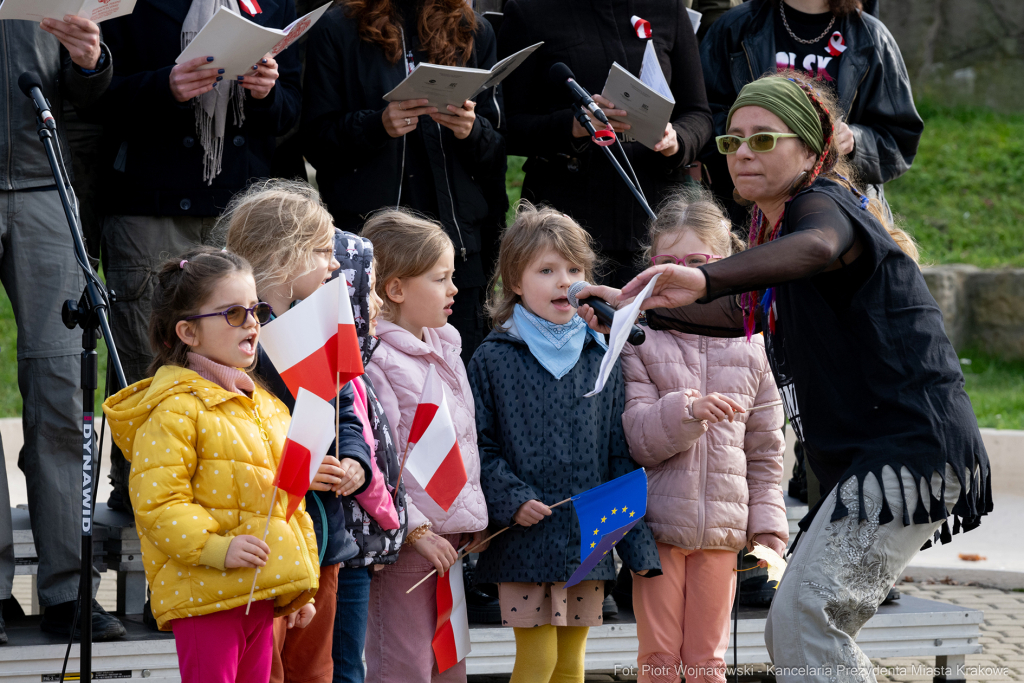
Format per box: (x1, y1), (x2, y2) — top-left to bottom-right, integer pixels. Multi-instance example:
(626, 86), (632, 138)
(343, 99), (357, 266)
(179, 259), (188, 269)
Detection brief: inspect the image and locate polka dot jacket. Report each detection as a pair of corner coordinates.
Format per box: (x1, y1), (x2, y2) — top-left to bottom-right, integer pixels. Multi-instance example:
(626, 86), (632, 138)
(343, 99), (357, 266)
(467, 330), (662, 584)
(102, 365), (319, 630)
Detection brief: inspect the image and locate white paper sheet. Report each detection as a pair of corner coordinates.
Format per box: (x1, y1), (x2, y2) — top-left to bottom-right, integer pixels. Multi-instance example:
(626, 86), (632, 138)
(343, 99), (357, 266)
(585, 273), (661, 397)
(0, 0), (136, 23)
(175, 2), (329, 78)
(384, 41), (542, 112)
(640, 41), (672, 100)
(687, 8), (702, 34)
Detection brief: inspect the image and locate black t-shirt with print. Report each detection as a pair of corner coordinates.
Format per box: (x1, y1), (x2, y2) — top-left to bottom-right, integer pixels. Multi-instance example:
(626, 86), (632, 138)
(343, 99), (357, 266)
(773, 4), (843, 85)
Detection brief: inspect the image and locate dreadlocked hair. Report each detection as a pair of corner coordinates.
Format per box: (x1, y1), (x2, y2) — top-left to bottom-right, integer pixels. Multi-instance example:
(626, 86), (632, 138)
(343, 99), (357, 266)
(752, 70), (918, 263)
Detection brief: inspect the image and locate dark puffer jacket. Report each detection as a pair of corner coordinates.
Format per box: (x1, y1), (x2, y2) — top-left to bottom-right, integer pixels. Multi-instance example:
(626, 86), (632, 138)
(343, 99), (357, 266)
(334, 230), (407, 568)
(700, 0), (923, 186)
(467, 329), (661, 584)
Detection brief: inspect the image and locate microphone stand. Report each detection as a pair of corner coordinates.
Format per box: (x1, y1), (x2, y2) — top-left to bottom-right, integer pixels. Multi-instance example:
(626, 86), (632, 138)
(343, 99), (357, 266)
(571, 105), (656, 222)
(31, 110), (127, 681)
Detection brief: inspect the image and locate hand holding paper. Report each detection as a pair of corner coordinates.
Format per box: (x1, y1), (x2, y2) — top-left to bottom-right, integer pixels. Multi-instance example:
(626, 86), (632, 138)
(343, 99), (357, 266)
(585, 273), (660, 397)
(39, 15), (102, 69)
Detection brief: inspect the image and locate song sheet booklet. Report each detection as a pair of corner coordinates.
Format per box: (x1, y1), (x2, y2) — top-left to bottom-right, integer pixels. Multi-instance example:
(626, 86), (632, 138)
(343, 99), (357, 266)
(598, 9), (700, 150)
(176, 3), (331, 78)
(383, 42), (543, 111)
(0, 0), (135, 22)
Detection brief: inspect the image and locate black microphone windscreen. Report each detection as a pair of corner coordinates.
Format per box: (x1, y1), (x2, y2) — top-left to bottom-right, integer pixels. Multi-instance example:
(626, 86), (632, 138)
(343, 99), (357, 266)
(548, 62), (574, 85)
(18, 71), (42, 97)
(566, 281), (591, 308)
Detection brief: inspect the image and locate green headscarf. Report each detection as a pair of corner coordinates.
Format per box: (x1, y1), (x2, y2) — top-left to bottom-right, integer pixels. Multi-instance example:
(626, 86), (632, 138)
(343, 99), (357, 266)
(726, 78), (824, 154)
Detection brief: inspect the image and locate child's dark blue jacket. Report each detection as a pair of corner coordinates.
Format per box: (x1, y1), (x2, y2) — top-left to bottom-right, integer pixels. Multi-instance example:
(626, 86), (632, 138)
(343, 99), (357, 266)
(467, 329), (661, 584)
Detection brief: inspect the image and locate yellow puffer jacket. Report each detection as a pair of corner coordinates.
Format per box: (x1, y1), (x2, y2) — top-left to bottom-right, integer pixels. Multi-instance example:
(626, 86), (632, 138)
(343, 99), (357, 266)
(102, 365), (319, 630)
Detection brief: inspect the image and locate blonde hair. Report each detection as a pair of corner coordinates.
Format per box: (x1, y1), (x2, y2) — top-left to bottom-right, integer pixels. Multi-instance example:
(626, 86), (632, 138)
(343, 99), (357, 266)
(221, 179), (336, 298)
(643, 185), (745, 267)
(360, 208), (454, 322)
(486, 201), (602, 329)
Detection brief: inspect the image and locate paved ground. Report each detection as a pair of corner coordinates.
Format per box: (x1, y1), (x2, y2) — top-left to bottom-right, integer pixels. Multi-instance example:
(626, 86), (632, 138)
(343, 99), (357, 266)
(466, 579), (1024, 683)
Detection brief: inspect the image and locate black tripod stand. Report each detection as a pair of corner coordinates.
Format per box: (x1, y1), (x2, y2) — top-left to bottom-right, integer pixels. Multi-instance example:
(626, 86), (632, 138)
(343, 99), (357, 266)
(22, 72), (127, 682)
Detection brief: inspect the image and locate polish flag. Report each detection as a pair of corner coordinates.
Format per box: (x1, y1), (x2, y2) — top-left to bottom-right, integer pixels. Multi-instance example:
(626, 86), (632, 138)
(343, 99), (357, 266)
(273, 388), (336, 521)
(404, 365), (467, 511)
(259, 276), (363, 403)
(432, 556), (471, 672)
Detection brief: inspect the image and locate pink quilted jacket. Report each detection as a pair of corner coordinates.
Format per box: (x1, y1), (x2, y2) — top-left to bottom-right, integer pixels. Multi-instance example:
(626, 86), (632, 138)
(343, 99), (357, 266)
(366, 320), (488, 536)
(621, 328), (788, 554)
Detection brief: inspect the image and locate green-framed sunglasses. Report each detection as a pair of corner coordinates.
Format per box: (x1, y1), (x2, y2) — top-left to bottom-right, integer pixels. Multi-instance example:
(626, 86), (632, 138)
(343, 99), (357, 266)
(716, 132), (800, 154)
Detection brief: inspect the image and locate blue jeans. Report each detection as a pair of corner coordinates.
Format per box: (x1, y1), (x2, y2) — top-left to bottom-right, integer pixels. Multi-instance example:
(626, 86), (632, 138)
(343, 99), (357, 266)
(333, 565), (373, 683)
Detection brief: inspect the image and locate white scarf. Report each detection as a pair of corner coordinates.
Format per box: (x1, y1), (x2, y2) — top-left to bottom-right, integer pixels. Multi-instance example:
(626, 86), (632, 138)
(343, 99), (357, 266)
(181, 0), (246, 185)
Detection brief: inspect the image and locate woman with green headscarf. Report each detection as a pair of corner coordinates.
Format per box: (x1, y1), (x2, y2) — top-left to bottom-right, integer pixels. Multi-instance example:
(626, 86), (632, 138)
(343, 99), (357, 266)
(577, 72), (990, 683)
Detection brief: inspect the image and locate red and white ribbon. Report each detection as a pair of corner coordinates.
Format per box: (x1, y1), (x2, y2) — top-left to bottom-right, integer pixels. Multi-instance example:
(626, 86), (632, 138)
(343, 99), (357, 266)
(240, 0), (262, 16)
(827, 31), (847, 57)
(631, 15), (651, 39)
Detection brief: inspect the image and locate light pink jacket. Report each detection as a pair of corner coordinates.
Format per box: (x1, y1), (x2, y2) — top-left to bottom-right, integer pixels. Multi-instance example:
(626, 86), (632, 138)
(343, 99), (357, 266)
(621, 328), (788, 554)
(365, 320), (488, 535)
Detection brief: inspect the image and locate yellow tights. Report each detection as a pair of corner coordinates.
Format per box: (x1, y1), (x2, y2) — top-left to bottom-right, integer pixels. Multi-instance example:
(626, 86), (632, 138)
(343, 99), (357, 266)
(510, 624), (589, 683)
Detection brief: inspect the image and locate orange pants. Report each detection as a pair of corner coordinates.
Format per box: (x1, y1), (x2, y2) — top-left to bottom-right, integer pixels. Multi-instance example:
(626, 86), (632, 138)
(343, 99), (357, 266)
(270, 563), (339, 683)
(632, 544), (737, 683)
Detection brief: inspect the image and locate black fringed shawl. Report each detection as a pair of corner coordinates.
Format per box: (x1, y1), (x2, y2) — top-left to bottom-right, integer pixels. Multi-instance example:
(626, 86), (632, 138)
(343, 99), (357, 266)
(646, 179), (992, 543)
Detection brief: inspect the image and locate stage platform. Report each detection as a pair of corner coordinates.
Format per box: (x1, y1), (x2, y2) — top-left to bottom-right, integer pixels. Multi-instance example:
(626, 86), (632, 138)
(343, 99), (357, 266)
(0, 595), (981, 682)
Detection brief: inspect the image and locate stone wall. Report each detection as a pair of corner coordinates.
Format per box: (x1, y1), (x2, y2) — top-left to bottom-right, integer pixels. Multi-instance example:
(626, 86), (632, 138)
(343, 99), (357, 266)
(923, 265), (1024, 359)
(879, 0), (1024, 111)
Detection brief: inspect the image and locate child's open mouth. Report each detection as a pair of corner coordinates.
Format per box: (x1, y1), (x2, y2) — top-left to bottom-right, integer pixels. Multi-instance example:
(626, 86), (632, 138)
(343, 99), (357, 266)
(551, 297), (571, 311)
(239, 333), (257, 355)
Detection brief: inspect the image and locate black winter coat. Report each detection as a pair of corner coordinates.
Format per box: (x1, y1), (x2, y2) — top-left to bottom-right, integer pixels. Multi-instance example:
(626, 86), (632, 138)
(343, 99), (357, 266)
(85, 0), (303, 216)
(498, 0), (713, 254)
(253, 346), (372, 567)
(301, 5), (507, 286)
(700, 0), (923, 186)
(467, 330), (661, 584)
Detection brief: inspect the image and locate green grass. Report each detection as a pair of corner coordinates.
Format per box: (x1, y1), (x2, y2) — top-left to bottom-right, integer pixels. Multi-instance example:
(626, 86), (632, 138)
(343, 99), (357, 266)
(959, 349), (1024, 430)
(885, 101), (1024, 268)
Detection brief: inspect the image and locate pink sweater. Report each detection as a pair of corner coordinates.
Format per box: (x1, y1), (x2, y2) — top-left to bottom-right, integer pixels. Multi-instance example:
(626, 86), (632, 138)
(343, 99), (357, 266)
(621, 328), (788, 554)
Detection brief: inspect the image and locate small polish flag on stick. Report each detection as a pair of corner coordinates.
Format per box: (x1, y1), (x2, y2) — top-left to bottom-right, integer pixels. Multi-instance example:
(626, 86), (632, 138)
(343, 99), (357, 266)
(246, 388), (336, 613)
(259, 276), (364, 403)
(631, 15), (652, 39)
(432, 556), (471, 672)
(394, 365), (468, 512)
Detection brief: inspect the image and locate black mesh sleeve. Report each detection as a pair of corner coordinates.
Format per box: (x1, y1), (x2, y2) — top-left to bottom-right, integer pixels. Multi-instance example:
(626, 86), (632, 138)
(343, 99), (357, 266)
(699, 192), (857, 301)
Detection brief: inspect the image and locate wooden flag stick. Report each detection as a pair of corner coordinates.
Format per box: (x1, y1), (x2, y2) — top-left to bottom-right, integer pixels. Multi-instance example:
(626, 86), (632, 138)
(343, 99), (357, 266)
(392, 439), (414, 504)
(405, 497), (573, 595)
(246, 484), (279, 614)
(681, 399), (783, 424)
(335, 371), (341, 497)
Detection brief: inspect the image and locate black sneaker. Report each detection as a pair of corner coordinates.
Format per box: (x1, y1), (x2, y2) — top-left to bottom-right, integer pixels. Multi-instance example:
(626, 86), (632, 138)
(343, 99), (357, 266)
(0, 601), (7, 645)
(41, 599), (127, 641)
(882, 586), (901, 605)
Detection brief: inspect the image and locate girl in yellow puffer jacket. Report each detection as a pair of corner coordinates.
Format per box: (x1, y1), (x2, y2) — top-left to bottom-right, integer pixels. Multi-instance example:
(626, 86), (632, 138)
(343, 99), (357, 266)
(103, 247), (320, 683)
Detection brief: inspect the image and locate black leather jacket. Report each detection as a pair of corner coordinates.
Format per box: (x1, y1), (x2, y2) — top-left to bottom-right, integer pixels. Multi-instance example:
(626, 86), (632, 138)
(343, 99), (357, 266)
(0, 20), (112, 190)
(700, 0), (923, 185)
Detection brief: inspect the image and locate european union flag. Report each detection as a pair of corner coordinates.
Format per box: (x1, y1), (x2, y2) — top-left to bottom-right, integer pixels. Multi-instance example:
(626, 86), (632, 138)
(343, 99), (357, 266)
(564, 468), (648, 589)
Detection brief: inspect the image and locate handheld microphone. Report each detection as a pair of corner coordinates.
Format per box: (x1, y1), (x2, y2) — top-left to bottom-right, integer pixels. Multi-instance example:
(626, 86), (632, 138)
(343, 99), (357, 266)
(548, 62), (610, 125)
(18, 72), (55, 130)
(568, 281), (645, 346)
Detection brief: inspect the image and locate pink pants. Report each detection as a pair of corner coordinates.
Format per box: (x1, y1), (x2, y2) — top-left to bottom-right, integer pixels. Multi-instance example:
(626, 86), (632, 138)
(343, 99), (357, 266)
(171, 600), (275, 683)
(633, 544), (737, 683)
(365, 535), (466, 683)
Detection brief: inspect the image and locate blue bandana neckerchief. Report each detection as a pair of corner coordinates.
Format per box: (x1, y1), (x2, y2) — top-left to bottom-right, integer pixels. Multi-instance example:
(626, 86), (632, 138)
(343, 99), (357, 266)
(507, 304), (606, 380)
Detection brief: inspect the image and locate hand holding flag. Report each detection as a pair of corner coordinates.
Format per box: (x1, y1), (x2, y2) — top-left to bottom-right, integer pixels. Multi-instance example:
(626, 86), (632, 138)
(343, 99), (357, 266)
(432, 554), (471, 672)
(395, 365), (468, 512)
(247, 388), (336, 613)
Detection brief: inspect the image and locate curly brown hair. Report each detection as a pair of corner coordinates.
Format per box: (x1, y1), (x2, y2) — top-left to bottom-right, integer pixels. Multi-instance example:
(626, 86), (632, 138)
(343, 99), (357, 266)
(343, 0), (477, 67)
